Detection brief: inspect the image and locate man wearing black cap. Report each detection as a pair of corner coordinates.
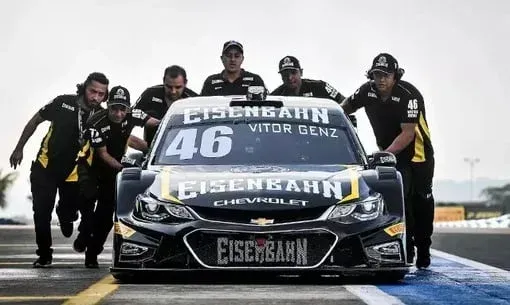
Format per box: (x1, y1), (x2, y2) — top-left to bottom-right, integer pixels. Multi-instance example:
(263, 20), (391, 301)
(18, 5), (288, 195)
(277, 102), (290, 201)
(341, 53), (435, 269)
(271, 56), (356, 127)
(133, 65), (198, 145)
(200, 40), (266, 96)
(73, 85), (160, 268)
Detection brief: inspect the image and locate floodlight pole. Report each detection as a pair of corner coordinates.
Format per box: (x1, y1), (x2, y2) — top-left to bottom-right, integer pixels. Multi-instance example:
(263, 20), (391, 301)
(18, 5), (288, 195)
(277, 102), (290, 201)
(464, 157), (480, 201)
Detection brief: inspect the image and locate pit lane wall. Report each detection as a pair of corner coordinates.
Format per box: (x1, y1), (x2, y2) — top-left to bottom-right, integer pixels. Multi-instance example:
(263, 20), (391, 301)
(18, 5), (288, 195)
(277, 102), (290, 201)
(433, 201), (504, 222)
(433, 201), (510, 228)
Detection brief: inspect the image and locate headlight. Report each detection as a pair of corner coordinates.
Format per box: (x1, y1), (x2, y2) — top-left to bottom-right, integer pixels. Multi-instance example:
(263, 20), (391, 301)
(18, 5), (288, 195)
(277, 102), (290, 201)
(328, 194), (384, 224)
(134, 194), (194, 222)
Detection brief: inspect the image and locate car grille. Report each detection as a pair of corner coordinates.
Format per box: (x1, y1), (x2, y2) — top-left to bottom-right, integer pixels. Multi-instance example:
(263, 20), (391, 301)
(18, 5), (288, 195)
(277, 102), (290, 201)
(184, 229), (337, 268)
(189, 206), (329, 224)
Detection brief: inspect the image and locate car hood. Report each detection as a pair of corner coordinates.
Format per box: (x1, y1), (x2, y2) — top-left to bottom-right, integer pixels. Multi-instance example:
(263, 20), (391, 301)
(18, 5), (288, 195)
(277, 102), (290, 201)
(144, 165), (371, 211)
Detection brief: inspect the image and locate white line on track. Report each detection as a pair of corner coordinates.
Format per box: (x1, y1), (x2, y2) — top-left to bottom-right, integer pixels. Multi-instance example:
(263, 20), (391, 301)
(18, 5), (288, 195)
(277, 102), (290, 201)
(344, 285), (405, 305)
(431, 248), (510, 279)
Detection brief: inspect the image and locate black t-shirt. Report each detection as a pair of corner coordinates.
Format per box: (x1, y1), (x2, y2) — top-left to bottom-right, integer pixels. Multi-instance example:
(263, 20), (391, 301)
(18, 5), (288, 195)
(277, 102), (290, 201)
(200, 69), (266, 96)
(270, 79), (357, 126)
(36, 95), (102, 181)
(271, 79), (345, 102)
(133, 85), (197, 144)
(82, 109), (149, 174)
(345, 80), (434, 163)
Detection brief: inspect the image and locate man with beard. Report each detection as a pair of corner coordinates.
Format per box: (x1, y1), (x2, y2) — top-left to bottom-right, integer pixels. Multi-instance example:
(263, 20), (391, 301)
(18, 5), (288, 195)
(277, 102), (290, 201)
(200, 40), (266, 96)
(133, 65), (198, 145)
(9, 72), (109, 267)
(73, 86), (160, 268)
(340, 53), (435, 269)
(270, 55), (356, 128)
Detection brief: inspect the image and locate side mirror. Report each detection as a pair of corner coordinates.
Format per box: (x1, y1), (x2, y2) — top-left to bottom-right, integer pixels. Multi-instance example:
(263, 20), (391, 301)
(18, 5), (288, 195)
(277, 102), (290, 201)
(121, 151), (145, 168)
(368, 151), (397, 168)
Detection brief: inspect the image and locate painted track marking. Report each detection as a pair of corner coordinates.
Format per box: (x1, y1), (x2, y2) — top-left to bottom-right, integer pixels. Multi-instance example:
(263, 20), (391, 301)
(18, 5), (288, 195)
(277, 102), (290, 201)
(61, 274), (118, 305)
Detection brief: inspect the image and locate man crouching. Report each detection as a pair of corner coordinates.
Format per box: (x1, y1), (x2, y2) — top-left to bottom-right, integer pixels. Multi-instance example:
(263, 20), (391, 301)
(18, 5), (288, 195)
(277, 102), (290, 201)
(74, 86), (160, 268)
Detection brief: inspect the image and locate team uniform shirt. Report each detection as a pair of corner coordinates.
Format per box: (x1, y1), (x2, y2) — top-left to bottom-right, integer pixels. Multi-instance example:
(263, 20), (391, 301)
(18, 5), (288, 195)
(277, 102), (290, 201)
(36, 95), (102, 181)
(133, 85), (198, 119)
(345, 80), (434, 163)
(79, 109), (150, 175)
(200, 69), (266, 96)
(271, 79), (357, 126)
(270, 79), (345, 103)
(133, 85), (197, 144)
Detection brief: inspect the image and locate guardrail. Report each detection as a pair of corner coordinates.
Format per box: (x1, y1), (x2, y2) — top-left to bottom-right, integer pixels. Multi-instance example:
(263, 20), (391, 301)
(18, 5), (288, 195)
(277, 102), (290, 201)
(434, 214), (510, 228)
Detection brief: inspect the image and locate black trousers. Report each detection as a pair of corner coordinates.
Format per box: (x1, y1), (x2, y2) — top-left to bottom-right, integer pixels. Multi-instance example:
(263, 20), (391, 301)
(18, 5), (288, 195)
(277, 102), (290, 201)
(397, 158), (435, 257)
(77, 169), (116, 257)
(30, 161), (79, 258)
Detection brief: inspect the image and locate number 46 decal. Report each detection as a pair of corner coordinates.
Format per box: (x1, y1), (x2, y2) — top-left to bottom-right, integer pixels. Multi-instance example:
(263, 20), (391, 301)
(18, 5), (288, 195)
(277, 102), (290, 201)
(165, 126), (233, 160)
(408, 99), (418, 110)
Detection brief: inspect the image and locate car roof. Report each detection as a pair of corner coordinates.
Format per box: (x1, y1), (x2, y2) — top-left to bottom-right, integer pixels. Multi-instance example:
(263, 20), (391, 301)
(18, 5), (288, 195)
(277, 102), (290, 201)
(166, 95), (345, 116)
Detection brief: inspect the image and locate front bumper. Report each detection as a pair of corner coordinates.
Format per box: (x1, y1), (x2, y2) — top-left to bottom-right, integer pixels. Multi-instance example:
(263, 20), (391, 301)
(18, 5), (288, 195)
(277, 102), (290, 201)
(111, 215), (410, 274)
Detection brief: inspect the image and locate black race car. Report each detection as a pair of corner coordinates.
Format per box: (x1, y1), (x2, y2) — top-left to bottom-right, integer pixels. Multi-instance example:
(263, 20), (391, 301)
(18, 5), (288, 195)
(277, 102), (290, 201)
(111, 87), (410, 281)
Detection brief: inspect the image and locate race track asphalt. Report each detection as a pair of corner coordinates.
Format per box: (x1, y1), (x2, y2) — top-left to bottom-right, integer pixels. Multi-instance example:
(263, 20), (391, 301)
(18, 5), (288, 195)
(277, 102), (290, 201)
(0, 225), (508, 305)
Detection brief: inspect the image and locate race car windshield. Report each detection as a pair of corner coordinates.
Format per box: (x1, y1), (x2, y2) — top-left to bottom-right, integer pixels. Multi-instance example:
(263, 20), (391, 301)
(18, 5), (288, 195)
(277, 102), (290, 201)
(153, 121), (359, 165)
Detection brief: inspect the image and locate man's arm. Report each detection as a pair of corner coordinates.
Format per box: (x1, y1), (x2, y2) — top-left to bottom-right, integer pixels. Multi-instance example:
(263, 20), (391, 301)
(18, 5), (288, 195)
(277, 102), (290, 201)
(385, 93), (423, 154)
(131, 109), (160, 129)
(96, 146), (123, 172)
(127, 135), (148, 154)
(145, 117), (160, 129)
(9, 112), (46, 169)
(340, 96), (358, 115)
(322, 81), (346, 103)
(384, 123), (416, 154)
(340, 83), (370, 115)
(87, 126), (123, 171)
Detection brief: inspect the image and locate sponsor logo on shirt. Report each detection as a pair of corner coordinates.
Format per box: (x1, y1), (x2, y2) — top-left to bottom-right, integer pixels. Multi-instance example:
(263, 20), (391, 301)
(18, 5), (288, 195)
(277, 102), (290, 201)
(61, 103), (75, 111)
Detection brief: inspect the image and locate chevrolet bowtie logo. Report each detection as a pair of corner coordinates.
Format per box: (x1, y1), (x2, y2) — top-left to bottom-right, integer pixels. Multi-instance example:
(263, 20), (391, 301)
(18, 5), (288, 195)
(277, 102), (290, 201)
(250, 218), (274, 226)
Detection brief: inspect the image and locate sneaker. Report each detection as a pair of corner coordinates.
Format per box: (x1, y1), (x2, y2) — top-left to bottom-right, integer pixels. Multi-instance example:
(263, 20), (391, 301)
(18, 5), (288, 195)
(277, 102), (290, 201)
(59, 221), (74, 238)
(85, 254), (99, 268)
(73, 236), (87, 253)
(416, 252), (431, 269)
(33, 256), (52, 268)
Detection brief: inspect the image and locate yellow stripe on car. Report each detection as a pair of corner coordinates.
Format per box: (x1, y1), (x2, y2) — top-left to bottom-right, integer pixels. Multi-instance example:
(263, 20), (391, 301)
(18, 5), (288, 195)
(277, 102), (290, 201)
(160, 167), (184, 204)
(338, 167), (360, 203)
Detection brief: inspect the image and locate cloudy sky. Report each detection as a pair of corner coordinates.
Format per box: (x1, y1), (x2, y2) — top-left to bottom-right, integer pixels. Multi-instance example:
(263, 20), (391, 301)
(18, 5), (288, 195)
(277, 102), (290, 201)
(1, 0), (509, 217)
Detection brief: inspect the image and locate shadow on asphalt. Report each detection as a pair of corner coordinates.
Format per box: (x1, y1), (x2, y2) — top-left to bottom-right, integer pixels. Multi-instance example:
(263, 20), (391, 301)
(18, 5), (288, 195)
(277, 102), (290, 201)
(112, 272), (408, 285)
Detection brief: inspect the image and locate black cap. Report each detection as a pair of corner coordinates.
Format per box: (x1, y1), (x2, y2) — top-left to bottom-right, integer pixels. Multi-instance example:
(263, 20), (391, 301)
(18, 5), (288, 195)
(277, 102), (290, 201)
(108, 86), (130, 108)
(368, 53), (399, 74)
(278, 56), (301, 73)
(222, 40), (243, 54)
